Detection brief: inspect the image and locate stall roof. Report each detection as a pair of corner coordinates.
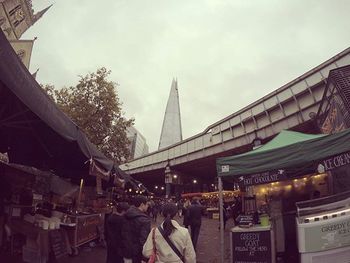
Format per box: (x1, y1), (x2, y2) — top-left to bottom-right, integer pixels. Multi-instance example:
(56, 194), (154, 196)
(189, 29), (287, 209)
(0, 30), (128, 182)
(240, 130), (325, 156)
(217, 128), (350, 178)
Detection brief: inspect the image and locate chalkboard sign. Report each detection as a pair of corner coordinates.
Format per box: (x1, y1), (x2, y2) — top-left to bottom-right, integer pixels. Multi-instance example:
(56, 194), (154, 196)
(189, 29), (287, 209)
(232, 229), (272, 263)
(49, 229), (69, 259)
(237, 215), (254, 226)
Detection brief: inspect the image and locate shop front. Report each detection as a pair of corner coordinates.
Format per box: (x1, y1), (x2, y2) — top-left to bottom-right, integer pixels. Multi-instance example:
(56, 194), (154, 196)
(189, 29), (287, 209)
(216, 128), (350, 263)
(0, 161), (118, 261)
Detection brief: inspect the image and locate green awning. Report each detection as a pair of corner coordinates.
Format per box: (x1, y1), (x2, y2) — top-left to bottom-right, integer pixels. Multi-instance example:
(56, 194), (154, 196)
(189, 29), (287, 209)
(216, 128), (350, 178)
(240, 130), (325, 156)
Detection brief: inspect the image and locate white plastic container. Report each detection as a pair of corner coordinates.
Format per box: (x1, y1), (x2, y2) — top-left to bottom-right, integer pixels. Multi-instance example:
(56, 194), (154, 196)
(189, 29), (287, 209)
(42, 220), (49, 230)
(49, 221), (55, 230)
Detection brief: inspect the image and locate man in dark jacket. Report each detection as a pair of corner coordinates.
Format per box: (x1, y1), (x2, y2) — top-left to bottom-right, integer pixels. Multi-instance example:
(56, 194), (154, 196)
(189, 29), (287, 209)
(105, 202), (130, 263)
(122, 195), (151, 263)
(187, 197), (204, 249)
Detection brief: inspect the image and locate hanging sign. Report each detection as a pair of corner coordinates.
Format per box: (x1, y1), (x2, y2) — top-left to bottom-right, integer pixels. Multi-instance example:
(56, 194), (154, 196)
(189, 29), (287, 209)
(237, 170), (286, 186)
(318, 151), (350, 172)
(221, 165), (230, 173)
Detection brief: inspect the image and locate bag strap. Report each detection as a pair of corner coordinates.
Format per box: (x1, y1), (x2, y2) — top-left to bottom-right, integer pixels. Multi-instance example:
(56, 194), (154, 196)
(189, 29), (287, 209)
(157, 226), (184, 262)
(152, 228), (156, 253)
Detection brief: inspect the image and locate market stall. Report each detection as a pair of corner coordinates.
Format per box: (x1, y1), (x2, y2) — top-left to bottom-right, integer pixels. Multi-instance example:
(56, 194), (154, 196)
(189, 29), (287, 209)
(61, 213), (103, 255)
(1, 161), (113, 260)
(202, 191), (239, 219)
(216, 128), (350, 263)
(0, 28), (144, 262)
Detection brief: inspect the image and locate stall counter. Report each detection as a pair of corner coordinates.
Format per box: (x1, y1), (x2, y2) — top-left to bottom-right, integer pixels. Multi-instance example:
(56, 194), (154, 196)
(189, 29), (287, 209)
(230, 224), (276, 263)
(206, 207), (219, 219)
(62, 213), (103, 254)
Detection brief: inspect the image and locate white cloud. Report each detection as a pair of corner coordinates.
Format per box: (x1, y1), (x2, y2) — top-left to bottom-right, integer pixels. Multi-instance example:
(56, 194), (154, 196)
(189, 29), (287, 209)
(25, 0), (350, 151)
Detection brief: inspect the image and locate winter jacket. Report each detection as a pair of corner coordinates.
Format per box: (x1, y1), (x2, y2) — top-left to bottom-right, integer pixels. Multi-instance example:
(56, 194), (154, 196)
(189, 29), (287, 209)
(122, 206), (151, 260)
(187, 202), (204, 226)
(106, 213), (126, 257)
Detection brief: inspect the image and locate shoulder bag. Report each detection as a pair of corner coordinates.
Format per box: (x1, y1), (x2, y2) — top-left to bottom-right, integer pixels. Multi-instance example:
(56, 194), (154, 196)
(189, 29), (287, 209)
(147, 228), (157, 263)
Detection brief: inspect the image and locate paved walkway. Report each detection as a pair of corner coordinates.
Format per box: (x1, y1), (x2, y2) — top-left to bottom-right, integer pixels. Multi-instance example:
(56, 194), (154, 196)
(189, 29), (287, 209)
(1, 216), (234, 263)
(62, 215), (233, 263)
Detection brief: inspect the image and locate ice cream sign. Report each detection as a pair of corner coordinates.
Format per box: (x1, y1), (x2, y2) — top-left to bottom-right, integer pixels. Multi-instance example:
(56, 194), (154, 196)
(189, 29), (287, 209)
(318, 151), (350, 172)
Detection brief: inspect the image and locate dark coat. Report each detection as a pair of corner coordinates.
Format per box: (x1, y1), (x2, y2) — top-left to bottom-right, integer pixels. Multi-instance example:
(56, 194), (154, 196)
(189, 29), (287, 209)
(187, 202), (204, 226)
(105, 213), (126, 263)
(122, 206), (151, 260)
(106, 214), (125, 256)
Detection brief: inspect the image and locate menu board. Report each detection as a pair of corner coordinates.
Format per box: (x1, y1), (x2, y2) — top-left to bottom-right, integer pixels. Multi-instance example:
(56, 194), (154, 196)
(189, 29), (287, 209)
(237, 215), (254, 226)
(231, 229), (272, 263)
(49, 229), (68, 259)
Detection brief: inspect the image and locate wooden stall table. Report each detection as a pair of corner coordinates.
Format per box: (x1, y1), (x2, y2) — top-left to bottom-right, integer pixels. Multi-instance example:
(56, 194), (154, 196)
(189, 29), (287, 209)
(206, 207), (219, 219)
(61, 213), (103, 255)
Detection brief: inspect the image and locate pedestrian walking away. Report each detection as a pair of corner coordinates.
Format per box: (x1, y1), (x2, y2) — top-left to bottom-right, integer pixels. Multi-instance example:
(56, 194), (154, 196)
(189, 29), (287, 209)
(152, 201), (159, 222)
(182, 199), (191, 228)
(187, 197), (204, 249)
(105, 202), (130, 263)
(122, 195), (151, 263)
(143, 202), (196, 263)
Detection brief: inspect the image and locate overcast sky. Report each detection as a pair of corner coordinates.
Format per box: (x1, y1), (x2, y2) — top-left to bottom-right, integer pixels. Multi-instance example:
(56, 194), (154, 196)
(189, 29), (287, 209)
(24, 0), (350, 152)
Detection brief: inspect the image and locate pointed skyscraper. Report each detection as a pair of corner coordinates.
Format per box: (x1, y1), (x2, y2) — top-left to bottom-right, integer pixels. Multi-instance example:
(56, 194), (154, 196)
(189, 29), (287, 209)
(158, 78), (183, 150)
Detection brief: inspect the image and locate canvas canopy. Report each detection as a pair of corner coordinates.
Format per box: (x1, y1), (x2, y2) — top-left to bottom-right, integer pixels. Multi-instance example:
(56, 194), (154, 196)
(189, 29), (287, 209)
(0, 29), (134, 184)
(216, 128), (350, 179)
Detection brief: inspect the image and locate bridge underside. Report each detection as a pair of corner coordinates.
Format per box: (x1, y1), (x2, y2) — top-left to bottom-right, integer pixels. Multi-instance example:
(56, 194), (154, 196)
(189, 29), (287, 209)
(122, 49), (350, 193)
(134, 120), (319, 190)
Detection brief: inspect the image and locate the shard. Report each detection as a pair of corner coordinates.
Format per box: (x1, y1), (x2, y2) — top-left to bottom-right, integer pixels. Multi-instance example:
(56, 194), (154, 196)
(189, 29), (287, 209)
(158, 79), (183, 150)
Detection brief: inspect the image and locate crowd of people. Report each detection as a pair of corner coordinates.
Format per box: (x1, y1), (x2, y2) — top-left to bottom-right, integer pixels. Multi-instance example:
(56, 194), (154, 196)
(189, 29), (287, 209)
(105, 195), (243, 263)
(105, 196), (200, 263)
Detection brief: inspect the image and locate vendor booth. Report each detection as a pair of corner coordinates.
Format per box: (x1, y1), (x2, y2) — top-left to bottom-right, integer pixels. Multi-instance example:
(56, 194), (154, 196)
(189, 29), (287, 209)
(216, 128), (350, 263)
(181, 191), (239, 219)
(0, 29), (143, 262)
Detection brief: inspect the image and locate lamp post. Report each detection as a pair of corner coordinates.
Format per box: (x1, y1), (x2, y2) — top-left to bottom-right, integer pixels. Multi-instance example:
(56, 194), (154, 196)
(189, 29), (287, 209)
(252, 137), (262, 150)
(218, 177), (224, 263)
